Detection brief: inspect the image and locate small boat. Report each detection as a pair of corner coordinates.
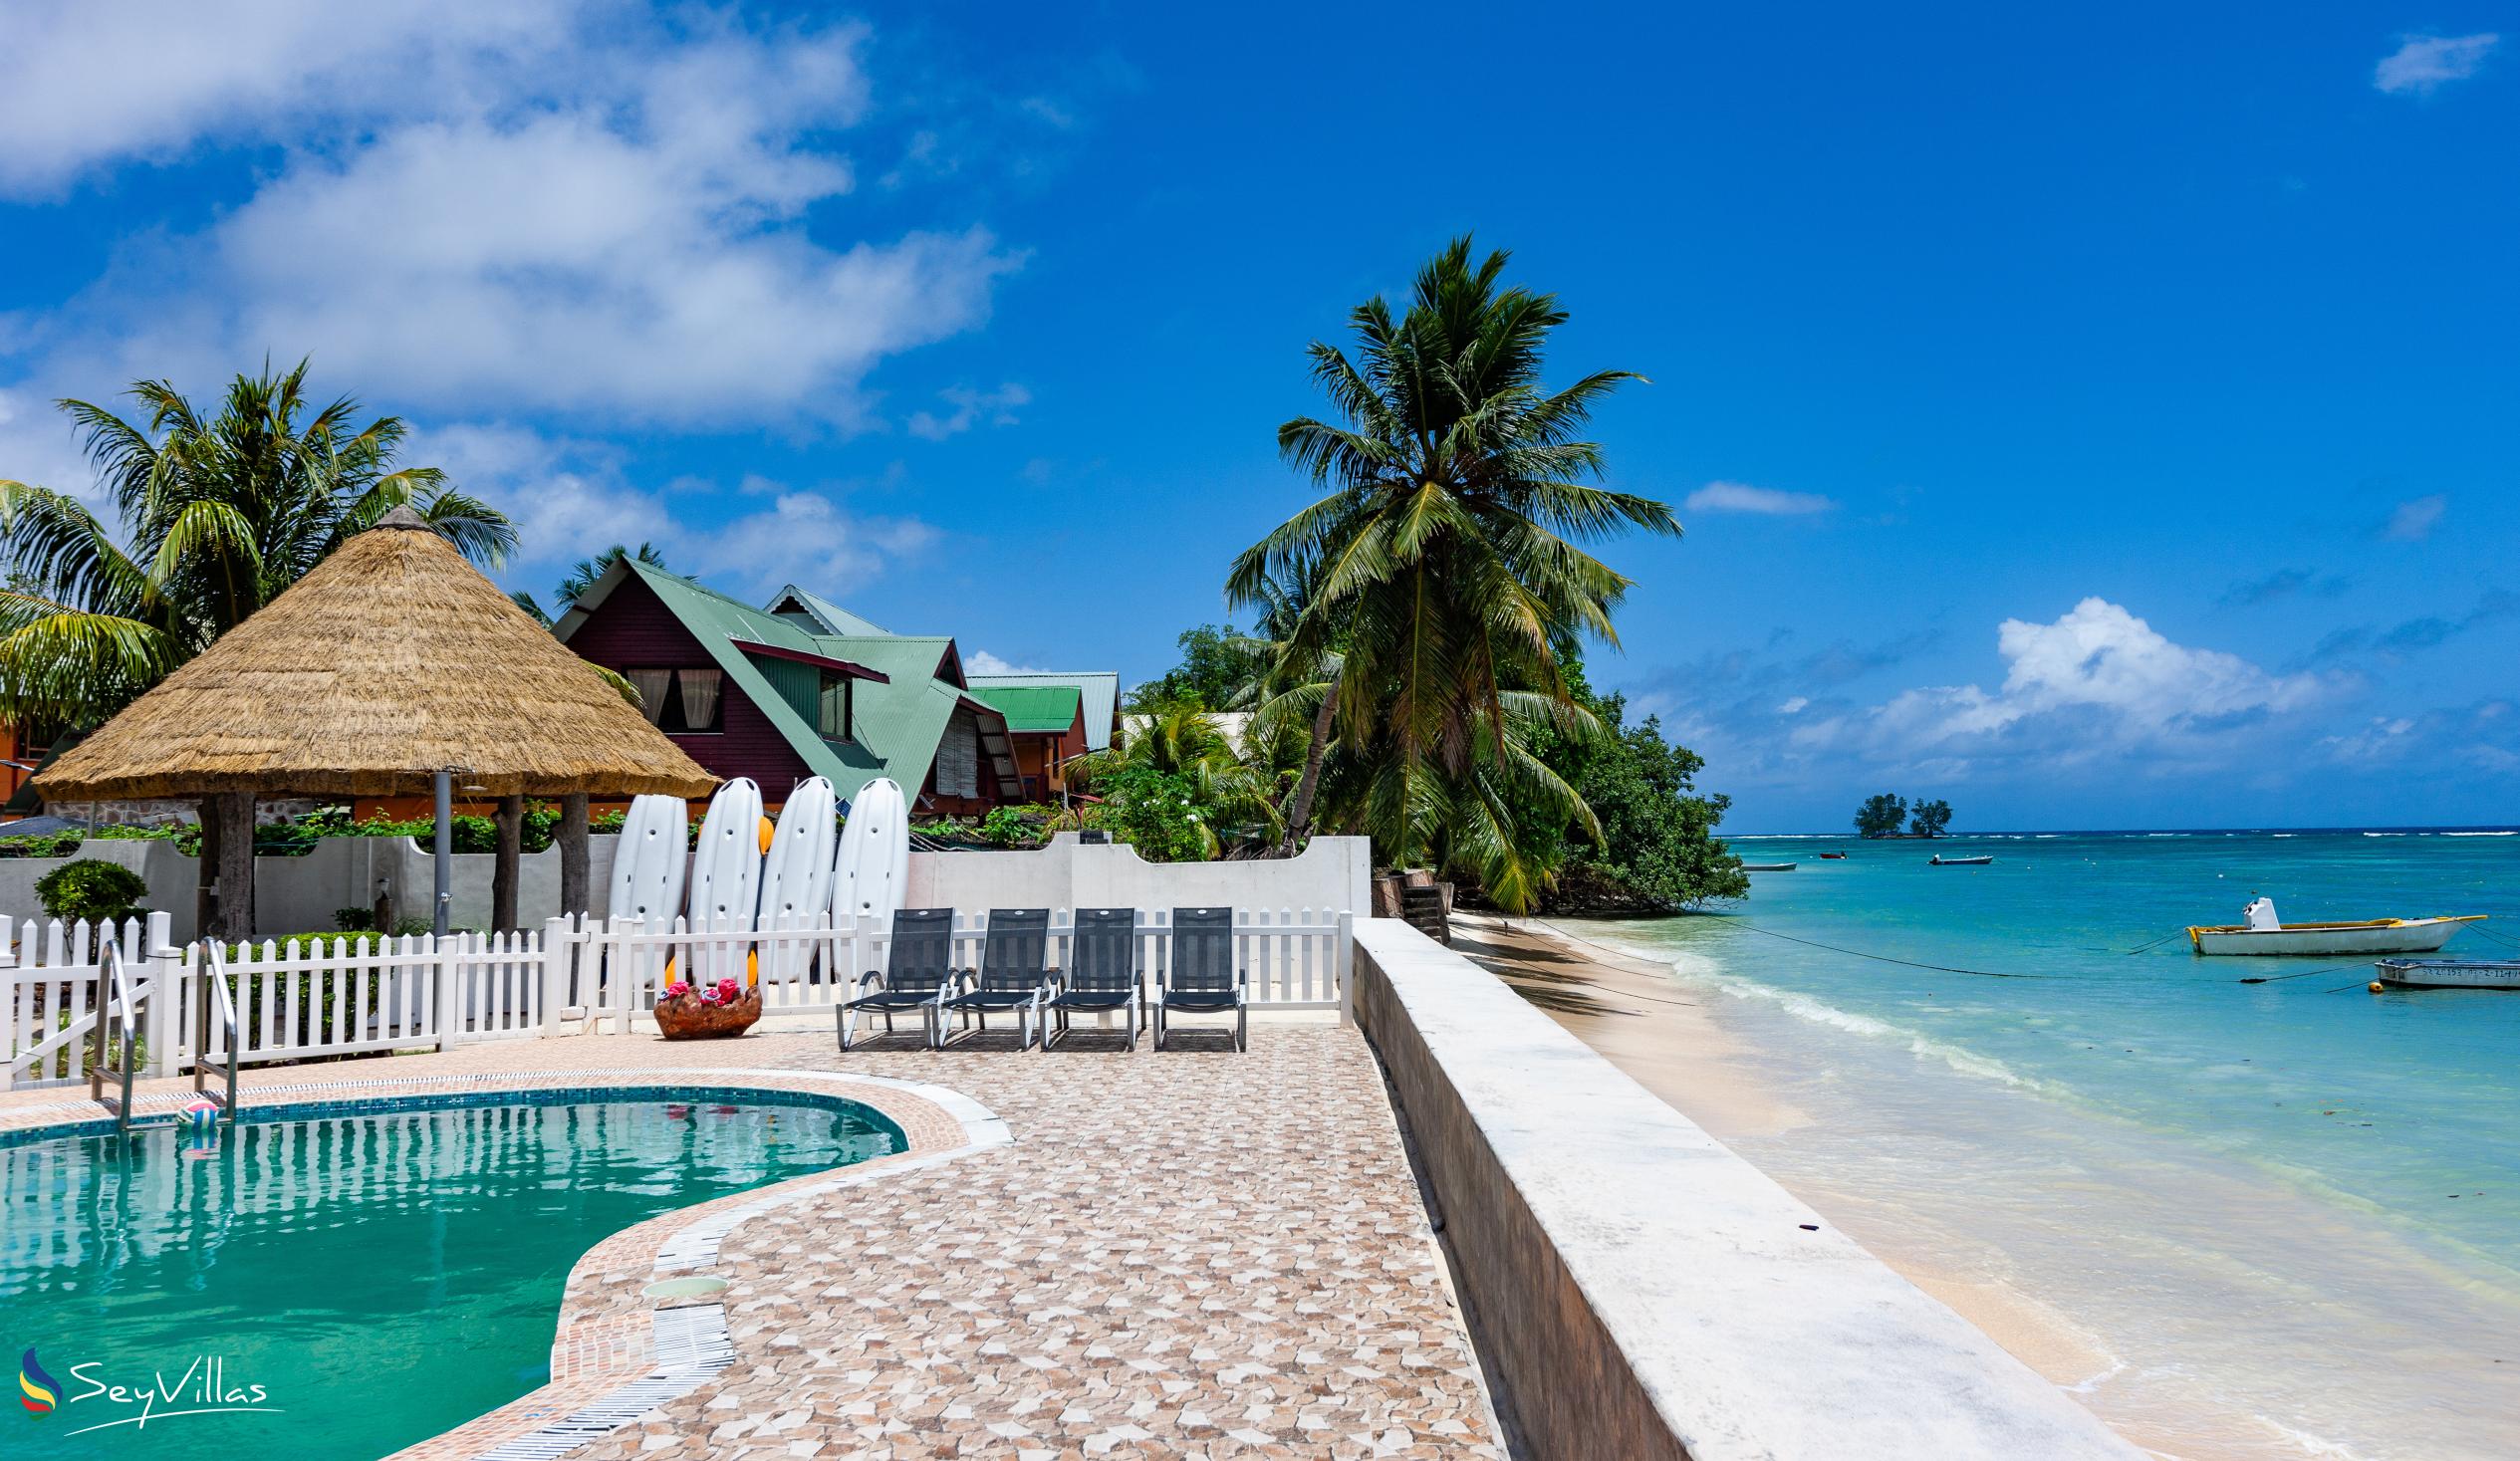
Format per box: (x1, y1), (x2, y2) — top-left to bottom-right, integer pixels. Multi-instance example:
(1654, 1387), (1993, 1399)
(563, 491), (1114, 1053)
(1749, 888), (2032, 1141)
(2374, 958), (2520, 990)
(1742, 861), (1797, 872)
(1817, 852), (1848, 859)
(2187, 898), (2483, 956)
(1929, 854), (1993, 865)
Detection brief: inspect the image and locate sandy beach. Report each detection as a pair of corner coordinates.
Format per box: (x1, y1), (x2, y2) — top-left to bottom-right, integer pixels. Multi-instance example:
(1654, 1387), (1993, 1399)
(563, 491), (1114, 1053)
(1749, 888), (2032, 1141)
(1447, 906), (2520, 1461)
(1447, 912), (2127, 1397)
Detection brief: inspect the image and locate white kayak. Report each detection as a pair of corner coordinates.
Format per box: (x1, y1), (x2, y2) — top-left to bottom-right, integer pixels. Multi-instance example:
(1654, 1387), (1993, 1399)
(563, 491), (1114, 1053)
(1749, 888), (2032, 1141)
(2374, 958), (2520, 990)
(2188, 898), (2483, 956)
(684, 777), (765, 983)
(755, 777), (837, 989)
(605, 793), (688, 926)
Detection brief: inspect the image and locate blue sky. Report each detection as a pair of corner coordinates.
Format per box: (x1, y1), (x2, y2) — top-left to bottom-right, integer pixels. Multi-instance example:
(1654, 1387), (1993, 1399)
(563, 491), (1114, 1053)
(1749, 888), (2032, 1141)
(0, 3), (2512, 832)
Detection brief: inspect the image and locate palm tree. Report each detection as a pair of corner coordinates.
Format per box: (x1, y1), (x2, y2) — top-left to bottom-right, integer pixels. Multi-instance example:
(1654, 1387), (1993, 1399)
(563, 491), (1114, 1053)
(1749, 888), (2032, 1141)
(1227, 237), (1679, 907)
(0, 362), (514, 730)
(557, 542), (667, 609)
(511, 543), (668, 627)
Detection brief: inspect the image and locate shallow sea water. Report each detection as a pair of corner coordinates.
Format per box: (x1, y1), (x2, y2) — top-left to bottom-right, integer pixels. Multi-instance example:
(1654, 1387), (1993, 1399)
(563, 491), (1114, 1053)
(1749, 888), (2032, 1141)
(1574, 829), (2520, 1460)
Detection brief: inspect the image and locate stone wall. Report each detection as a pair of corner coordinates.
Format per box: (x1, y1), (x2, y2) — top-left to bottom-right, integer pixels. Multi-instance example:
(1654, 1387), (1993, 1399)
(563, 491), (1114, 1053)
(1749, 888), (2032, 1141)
(35, 797), (321, 828)
(1349, 918), (2142, 1461)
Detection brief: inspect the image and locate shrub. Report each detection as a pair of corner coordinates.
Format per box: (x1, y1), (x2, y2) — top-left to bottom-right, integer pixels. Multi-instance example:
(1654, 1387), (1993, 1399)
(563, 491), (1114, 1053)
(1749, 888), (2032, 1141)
(35, 858), (150, 923)
(977, 804), (1051, 848)
(1088, 766), (1210, 863)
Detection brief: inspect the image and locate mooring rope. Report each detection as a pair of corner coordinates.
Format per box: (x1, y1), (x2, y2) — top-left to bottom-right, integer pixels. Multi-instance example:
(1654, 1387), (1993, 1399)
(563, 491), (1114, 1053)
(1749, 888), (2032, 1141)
(1558, 916), (2352, 989)
(1727, 921), (2059, 979)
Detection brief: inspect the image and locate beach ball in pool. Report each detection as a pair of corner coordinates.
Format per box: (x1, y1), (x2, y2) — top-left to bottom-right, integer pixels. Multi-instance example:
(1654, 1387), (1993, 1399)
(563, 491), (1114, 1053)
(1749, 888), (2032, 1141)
(178, 1097), (220, 1133)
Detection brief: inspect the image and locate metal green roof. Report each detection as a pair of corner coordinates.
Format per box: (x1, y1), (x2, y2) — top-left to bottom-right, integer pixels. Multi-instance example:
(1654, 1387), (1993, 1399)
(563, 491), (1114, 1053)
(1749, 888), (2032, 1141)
(965, 684), (1082, 734)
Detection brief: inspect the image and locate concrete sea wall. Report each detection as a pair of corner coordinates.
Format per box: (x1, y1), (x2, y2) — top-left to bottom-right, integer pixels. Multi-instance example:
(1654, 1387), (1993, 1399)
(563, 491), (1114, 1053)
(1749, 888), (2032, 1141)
(1349, 918), (2141, 1461)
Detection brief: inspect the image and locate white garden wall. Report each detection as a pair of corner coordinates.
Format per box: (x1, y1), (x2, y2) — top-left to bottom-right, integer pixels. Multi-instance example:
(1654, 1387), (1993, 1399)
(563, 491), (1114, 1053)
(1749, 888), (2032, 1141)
(0, 832), (1371, 940)
(0, 837), (622, 942)
(907, 834), (1371, 917)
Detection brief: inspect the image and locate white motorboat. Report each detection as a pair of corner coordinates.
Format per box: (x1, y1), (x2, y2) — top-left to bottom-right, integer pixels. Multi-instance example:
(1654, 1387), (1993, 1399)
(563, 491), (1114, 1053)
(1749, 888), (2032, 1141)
(2374, 958), (2520, 990)
(1930, 854), (1993, 866)
(1742, 861), (1797, 872)
(2187, 897), (2483, 956)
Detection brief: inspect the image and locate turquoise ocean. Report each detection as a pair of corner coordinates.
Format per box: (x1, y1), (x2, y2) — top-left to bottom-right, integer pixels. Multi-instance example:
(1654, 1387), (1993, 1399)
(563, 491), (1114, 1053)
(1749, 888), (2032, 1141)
(1567, 829), (2520, 1461)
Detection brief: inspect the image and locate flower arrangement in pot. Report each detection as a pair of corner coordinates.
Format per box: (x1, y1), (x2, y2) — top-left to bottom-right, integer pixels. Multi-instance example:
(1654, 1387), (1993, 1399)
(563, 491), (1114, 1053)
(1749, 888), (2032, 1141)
(653, 969), (763, 1040)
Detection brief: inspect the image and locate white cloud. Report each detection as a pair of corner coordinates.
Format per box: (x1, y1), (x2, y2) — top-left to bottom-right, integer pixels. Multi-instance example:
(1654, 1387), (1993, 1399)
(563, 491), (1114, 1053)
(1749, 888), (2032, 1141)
(2374, 33), (2500, 95)
(421, 424), (937, 600)
(0, 0), (580, 196)
(4, 6), (1021, 426)
(684, 489), (939, 591)
(1684, 480), (1836, 516)
(965, 650), (1048, 676)
(1776, 696), (1809, 714)
(418, 422), (669, 575)
(906, 383), (1032, 441)
(1797, 599), (2323, 770)
(2382, 493), (2446, 541)
(0, 386), (97, 504)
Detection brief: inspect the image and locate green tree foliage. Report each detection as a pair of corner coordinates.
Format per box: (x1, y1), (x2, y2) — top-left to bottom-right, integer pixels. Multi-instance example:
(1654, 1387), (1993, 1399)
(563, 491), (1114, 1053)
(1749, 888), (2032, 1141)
(1550, 693), (1748, 911)
(1086, 765), (1211, 863)
(1229, 237), (1680, 910)
(35, 858), (150, 923)
(1909, 798), (1953, 838)
(1855, 793), (1908, 838)
(0, 362), (514, 729)
(1126, 623), (1258, 712)
(1068, 704), (1280, 857)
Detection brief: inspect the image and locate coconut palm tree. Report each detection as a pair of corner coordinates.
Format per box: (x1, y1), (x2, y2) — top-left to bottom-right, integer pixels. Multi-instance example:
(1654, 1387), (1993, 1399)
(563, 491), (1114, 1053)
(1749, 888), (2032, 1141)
(0, 362), (514, 730)
(1227, 237), (1679, 907)
(511, 542), (669, 627)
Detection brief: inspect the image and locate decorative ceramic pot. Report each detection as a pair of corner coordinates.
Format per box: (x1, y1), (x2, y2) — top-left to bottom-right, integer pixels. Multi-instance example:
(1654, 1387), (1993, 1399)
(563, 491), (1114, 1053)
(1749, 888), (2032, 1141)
(654, 989), (763, 1040)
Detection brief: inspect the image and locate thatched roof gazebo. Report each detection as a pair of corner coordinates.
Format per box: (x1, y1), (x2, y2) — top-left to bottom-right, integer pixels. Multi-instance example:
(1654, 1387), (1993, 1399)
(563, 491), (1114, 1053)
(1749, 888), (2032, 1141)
(32, 507), (715, 939)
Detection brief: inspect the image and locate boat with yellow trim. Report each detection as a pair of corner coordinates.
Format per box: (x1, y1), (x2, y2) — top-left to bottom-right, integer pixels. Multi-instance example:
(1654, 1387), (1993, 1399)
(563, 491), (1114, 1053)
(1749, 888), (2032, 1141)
(2186, 897), (2484, 956)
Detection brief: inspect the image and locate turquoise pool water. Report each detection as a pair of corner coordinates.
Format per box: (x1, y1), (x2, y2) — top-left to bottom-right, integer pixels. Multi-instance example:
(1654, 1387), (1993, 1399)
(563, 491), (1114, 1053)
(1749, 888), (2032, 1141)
(1, 1090), (901, 1459)
(1574, 828), (2520, 1458)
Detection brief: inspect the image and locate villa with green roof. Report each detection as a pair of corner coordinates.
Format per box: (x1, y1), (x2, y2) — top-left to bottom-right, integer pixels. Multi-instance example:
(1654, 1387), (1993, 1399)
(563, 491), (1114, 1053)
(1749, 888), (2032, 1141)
(554, 561), (1109, 814)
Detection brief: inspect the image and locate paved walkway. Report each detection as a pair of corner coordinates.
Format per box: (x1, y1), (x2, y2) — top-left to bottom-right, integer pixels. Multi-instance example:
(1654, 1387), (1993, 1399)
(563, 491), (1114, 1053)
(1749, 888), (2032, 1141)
(2, 1024), (1503, 1460)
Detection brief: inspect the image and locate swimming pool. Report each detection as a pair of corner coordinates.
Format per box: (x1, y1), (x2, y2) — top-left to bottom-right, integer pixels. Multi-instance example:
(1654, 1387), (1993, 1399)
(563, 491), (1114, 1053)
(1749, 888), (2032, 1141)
(2, 1088), (903, 1459)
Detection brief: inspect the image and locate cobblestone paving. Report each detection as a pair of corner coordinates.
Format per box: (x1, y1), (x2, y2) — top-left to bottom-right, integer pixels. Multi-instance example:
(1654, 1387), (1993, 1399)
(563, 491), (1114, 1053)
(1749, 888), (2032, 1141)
(2, 1023), (1502, 1460)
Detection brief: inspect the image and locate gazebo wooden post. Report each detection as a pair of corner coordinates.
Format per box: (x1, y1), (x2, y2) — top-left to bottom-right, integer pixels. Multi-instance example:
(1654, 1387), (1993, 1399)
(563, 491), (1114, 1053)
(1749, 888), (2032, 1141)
(558, 793), (591, 918)
(492, 794), (525, 931)
(215, 790), (256, 942)
(195, 795), (222, 939)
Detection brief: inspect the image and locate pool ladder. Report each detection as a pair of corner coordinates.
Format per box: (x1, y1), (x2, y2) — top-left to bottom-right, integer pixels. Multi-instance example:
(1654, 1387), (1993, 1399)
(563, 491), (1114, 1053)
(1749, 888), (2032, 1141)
(193, 943), (241, 1125)
(85, 933), (240, 1134)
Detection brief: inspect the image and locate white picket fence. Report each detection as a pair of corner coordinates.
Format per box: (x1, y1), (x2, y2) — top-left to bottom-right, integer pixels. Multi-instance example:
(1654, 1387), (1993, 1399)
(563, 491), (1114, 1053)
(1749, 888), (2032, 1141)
(1, 906), (1355, 1090)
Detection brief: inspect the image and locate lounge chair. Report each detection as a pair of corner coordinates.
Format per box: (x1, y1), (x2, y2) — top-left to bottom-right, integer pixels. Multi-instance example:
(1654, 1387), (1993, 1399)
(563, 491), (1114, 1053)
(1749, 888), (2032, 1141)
(1043, 907), (1143, 1051)
(940, 908), (1054, 1049)
(1153, 906), (1247, 1052)
(838, 907), (957, 1050)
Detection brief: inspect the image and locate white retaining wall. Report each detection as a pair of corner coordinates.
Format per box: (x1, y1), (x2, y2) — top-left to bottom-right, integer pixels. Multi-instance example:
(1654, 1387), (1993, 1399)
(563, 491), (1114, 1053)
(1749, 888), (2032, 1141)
(0, 833), (1372, 941)
(1349, 919), (2142, 1461)
(909, 834), (1371, 918)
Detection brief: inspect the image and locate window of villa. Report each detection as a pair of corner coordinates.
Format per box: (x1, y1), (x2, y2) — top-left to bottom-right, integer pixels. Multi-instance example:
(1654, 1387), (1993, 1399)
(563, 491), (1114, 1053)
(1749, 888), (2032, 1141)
(818, 673), (852, 741)
(637, 668), (725, 733)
